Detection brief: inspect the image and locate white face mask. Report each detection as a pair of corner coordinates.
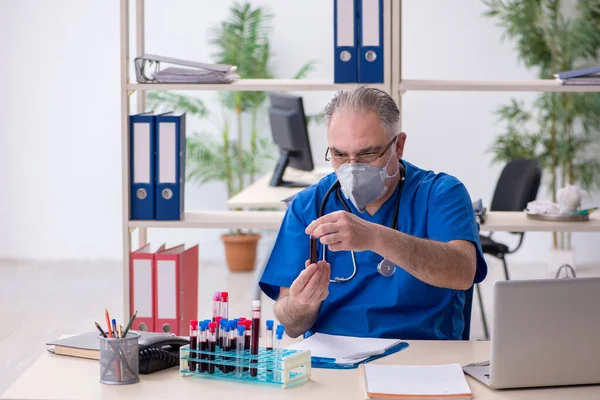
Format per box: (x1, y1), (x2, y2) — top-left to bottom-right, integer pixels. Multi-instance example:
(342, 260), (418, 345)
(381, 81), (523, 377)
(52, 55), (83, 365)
(336, 150), (399, 213)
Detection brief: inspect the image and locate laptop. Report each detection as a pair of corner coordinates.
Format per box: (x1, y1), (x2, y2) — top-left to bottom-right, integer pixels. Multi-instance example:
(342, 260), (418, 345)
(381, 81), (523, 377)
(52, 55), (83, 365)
(463, 277), (600, 389)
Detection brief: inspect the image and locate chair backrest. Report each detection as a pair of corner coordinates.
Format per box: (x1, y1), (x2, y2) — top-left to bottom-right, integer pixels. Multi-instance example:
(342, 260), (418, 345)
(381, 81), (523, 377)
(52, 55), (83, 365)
(490, 159), (542, 212)
(462, 285), (474, 340)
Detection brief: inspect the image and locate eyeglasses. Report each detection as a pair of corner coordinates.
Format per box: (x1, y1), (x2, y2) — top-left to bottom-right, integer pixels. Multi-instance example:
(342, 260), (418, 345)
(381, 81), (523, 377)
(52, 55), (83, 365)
(325, 137), (397, 165)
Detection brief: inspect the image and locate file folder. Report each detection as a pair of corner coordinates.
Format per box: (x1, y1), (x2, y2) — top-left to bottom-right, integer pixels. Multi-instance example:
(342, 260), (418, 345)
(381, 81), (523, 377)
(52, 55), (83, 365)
(155, 112), (186, 221)
(154, 244), (199, 336)
(129, 243), (165, 332)
(130, 112), (156, 220)
(358, 0), (384, 83)
(334, 0), (358, 83)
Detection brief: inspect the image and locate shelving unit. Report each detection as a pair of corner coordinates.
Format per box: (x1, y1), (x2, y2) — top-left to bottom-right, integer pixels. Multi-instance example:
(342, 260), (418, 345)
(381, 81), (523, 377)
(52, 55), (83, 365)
(119, 0), (394, 320)
(128, 80), (387, 92)
(120, 0), (600, 321)
(398, 79), (600, 93)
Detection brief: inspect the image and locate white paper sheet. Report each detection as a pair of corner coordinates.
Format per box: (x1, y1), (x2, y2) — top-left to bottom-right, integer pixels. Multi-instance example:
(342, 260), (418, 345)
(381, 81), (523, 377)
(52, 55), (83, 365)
(363, 364), (472, 398)
(286, 333), (402, 362)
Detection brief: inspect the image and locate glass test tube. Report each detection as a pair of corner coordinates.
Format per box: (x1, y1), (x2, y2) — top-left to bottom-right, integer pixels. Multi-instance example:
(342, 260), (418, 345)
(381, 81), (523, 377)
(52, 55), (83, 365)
(236, 325), (245, 378)
(222, 324), (231, 374)
(244, 320), (252, 371)
(207, 322), (217, 374)
(199, 321), (207, 373)
(274, 327), (284, 382)
(212, 291), (221, 322)
(265, 320), (273, 374)
(220, 291), (229, 319)
(189, 320), (198, 372)
(250, 300), (261, 377)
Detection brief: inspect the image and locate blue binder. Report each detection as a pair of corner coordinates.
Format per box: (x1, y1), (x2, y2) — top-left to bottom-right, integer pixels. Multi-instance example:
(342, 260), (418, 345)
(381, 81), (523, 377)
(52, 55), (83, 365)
(155, 112), (186, 221)
(130, 112), (156, 220)
(358, 0), (384, 83)
(334, 0), (359, 83)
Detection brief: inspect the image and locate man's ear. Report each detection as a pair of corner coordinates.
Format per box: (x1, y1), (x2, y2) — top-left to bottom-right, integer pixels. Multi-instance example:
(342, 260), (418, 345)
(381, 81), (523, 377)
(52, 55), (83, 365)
(396, 132), (407, 159)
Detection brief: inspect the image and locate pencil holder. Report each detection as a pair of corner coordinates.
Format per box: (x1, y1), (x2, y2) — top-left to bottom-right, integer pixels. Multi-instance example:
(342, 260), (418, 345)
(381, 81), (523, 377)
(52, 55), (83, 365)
(180, 345), (311, 388)
(99, 332), (140, 385)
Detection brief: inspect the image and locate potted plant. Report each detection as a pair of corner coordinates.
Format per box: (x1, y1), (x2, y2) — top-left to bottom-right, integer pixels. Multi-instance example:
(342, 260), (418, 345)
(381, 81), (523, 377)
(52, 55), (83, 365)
(148, 1), (316, 272)
(483, 0), (600, 258)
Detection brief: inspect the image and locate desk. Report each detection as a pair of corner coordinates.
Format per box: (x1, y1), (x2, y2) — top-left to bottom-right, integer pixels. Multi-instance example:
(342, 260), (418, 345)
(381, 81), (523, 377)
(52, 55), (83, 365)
(3, 340), (598, 399)
(227, 169), (324, 210)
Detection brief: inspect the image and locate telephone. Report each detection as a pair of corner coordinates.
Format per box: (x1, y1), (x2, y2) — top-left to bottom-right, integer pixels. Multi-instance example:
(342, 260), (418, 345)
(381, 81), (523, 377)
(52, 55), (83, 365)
(137, 332), (189, 374)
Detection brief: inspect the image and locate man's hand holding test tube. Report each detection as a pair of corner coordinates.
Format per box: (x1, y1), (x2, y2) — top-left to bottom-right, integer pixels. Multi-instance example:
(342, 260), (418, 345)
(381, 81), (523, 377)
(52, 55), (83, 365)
(273, 235), (331, 338)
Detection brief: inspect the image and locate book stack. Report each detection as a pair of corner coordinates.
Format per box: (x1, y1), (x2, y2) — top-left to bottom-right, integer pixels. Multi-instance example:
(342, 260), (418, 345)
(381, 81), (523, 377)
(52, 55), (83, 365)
(555, 65), (600, 85)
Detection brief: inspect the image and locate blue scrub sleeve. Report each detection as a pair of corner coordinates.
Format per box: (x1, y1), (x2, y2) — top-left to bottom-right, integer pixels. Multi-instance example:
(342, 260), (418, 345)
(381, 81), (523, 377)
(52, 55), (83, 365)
(259, 198), (310, 300)
(427, 179), (488, 284)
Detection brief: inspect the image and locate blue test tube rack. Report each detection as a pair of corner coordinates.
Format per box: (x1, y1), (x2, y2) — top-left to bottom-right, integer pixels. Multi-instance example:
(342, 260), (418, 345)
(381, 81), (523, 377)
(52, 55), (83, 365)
(179, 345), (312, 388)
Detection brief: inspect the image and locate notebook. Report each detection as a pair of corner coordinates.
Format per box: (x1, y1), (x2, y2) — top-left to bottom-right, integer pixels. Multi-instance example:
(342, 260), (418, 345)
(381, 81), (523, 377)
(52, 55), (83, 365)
(286, 333), (404, 365)
(46, 330), (175, 360)
(359, 364), (473, 399)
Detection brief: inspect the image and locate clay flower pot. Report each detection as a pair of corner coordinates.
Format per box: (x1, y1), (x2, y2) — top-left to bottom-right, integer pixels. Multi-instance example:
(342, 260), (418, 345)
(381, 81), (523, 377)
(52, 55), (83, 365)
(221, 233), (261, 272)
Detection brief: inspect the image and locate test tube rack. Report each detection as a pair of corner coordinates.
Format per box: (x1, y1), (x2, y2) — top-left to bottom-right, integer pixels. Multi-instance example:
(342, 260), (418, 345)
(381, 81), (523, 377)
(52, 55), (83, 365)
(180, 345), (312, 389)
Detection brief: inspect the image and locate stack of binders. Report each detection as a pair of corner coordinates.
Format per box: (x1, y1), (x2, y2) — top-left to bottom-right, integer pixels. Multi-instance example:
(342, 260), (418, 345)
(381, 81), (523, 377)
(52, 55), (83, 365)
(130, 111), (186, 221)
(129, 242), (199, 336)
(334, 0), (384, 84)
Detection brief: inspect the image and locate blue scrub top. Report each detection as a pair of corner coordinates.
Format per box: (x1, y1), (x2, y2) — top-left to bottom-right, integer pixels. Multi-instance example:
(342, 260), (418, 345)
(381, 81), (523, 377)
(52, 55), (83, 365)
(259, 160), (487, 340)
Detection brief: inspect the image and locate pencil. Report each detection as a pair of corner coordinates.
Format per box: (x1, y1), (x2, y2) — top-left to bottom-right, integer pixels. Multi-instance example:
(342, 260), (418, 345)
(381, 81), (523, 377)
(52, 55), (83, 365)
(105, 308), (113, 338)
(95, 322), (108, 338)
(118, 325), (123, 339)
(122, 310), (137, 337)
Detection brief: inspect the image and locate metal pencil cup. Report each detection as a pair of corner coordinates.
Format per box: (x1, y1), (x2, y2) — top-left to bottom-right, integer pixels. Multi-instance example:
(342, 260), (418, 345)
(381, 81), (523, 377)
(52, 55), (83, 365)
(99, 332), (140, 385)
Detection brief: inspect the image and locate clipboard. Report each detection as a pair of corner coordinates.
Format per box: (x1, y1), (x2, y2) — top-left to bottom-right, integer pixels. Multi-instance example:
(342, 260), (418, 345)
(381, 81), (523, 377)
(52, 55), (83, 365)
(311, 341), (409, 369)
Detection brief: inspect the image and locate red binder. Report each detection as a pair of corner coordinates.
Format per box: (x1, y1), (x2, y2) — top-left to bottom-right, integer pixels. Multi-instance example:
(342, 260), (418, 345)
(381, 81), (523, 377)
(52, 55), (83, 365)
(154, 244), (199, 336)
(129, 243), (165, 332)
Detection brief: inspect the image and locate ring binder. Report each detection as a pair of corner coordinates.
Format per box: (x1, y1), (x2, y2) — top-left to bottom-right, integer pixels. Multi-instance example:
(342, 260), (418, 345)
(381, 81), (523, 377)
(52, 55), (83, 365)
(134, 54), (239, 84)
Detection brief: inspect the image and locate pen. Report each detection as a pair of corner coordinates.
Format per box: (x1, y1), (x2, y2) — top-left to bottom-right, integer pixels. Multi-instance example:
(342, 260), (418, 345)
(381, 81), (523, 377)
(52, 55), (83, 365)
(112, 319), (118, 338)
(95, 322), (108, 338)
(105, 309), (113, 338)
(122, 310), (137, 337)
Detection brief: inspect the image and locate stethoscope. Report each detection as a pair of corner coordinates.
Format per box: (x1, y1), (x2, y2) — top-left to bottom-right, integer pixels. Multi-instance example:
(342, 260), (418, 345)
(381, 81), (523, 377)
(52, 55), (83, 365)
(318, 162), (406, 283)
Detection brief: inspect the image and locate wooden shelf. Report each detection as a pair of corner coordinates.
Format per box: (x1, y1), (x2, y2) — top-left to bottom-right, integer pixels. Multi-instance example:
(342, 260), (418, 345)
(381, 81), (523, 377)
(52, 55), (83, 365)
(481, 211), (600, 232)
(128, 210), (284, 230)
(128, 79), (387, 92)
(399, 79), (600, 92)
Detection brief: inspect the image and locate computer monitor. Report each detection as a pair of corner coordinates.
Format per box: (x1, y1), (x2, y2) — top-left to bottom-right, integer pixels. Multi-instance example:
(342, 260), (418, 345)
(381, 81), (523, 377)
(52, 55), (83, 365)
(267, 92), (314, 187)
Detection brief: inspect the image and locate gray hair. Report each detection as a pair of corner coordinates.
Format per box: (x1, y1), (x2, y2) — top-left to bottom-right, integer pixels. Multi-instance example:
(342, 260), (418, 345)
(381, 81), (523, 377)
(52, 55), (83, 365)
(323, 85), (400, 139)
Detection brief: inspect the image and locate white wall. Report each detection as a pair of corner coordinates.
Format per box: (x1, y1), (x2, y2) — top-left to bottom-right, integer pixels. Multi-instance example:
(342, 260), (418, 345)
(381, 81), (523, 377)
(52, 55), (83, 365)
(0, 0), (598, 265)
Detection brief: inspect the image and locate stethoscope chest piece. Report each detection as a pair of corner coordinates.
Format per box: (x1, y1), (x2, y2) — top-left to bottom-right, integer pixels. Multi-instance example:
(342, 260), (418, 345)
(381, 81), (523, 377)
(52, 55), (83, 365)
(377, 259), (396, 277)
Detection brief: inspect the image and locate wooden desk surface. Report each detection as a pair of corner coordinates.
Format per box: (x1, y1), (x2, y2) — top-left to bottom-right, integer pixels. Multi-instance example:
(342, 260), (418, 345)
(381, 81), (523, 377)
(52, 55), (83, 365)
(227, 170), (324, 210)
(3, 341), (599, 399)
(226, 169), (600, 232)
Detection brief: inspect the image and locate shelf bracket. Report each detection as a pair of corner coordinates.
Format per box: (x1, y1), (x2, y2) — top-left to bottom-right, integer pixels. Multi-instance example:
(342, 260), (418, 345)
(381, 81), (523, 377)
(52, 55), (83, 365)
(128, 227), (137, 234)
(399, 90), (407, 96)
(127, 89), (135, 97)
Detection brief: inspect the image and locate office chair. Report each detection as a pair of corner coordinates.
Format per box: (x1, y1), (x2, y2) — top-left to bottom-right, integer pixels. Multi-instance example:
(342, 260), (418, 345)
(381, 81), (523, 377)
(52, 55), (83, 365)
(477, 158), (542, 338)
